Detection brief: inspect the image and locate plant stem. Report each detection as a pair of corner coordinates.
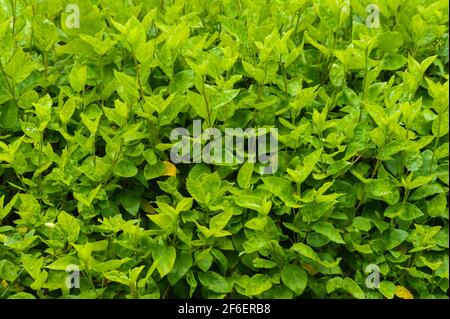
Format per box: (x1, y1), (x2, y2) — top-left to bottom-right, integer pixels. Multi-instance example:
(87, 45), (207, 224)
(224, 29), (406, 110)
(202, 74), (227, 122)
(360, 46), (369, 121)
(1, 268), (24, 298)
(293, 11), (301, 43)
(371, 159), (381, 179)
(201, 76), (212, 128)
(11, 0), (17, 50)
(29, 0), (36, 47)
(43, 51), (49, 80)
(133, 55), (145, 100)
(433, 113), (441, 151)
(0, 61), (17, 106)
(84, 270), (100, 299)
(429, 112), (442, 175)
(403, 187), (410, 203)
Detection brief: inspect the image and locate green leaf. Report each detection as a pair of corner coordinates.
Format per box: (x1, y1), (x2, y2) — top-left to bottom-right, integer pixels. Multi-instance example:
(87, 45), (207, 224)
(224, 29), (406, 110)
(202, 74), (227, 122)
(143, 149), (158, 165)
(405, 151), (423, 172)
(209, 208), (233, 232)
(0, 260), (18, 281)
(0, 101), (18, 129)
(30, 270), (48, 291)
(104, 270), (130, 286)
(211, 89), (240, 110)
(170, 70), (194, 94)
(148, 214), (175, 231)
(427, 193), (447, 218)
(120, 190), (141, 216)
(342, 278), (365, 299)
(379, 281), (396, 299)
(329, 62), (345, 87)
(326, 277), (365, 299)
(352, 217), (372, 232)
(69, 64), (87, 93)
(281, 264), (308, 296)
(287, 149), (322, 184)
(385, 202), (424, 221)
(195, 249), (213, 272)
(152, 245), (176, 277)
(235, 195), (271, 215)
(407, 175), (434, 190)
(384, 229), (409, 250)
(59, 97), (77, 124)
(186, 165), (221, 206)
(187, 91), (207, 119)
(80, 113), (101, 135)
(382, 53), (408, 70)
(237, 161), (254, 189)
(33, 18), (59, 51)
(114, 159), (138, 177)
(252, 258), (277, 269)
(0, 73), (12, 104)
(176, 198), (193, 214)
(263, 177), (298, 207)
(245, 216), (268, 231)
(410, 184), (445, 201)
(367, 179), (399, 205)
(0, 193), (19, 222)
(4, 48), (38, 83)
(167, 252), (193, 285)
(144, 161), (165, 180)
(7, 292), (36, 299)
(114, 71), (139, 104)
(46, 256), (81, 271)
(92, 258), (131, 273)
(21, 254), (43, 280)
(245, 274), (273, 296)
(57, 211), (80, 243)
(311, 221), (345, 244)
(198, 271), (232, 294)
(291, 242), (319, 261)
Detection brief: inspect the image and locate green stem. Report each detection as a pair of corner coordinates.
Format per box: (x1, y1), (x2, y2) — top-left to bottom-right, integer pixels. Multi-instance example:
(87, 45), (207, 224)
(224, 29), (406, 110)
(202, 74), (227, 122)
(403, 187), (410, 203)
(201, 76), (212, 128)
(281, 62), (289, 103)
(362, 48), (368, 99)
(360, 46), (369, 121)
(84, 270), (100, 299)
(92, 134), (97, 169)
(433, 113), (441, 151)
(431, 278), (443, 294)
(43, 51), (49, 80)
(1, 268), (24, 298)
(293, 11), (301, 43)
(0, 61), (17, 106)
(429, 113), (442, 175)
(133, 55), (145, 100)
(11, 0), (17, 50)
(354, 184), (367, 215)
(98, 55), (105, 106)
(371, 159), (381, 179)
(29, 0), (36, 47)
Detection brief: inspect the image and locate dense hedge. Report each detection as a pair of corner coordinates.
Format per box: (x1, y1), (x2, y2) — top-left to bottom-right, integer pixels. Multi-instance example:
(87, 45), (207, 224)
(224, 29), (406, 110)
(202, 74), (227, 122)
(0, 0), (448, 299)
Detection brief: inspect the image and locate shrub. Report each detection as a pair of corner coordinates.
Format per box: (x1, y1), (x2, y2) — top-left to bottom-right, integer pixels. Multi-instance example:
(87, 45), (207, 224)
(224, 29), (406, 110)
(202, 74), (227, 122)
(0, 0), (448, 299)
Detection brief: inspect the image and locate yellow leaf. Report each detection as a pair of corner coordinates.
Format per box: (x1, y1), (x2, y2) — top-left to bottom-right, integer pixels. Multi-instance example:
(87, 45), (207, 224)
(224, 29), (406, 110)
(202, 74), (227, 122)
(395, 286), (414, 299)
(302, 262), (318, 276)
(17, 227), (28, 234)
(2, 280), (8, 288)
(163, 161), (177, 177)
(141, 200), (156, 215)
(396, 244), (408, 254)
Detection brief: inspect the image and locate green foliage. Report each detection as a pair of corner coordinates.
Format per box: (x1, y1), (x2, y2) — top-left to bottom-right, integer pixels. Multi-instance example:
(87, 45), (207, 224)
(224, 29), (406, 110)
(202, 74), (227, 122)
(0, 0), (448, 299)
